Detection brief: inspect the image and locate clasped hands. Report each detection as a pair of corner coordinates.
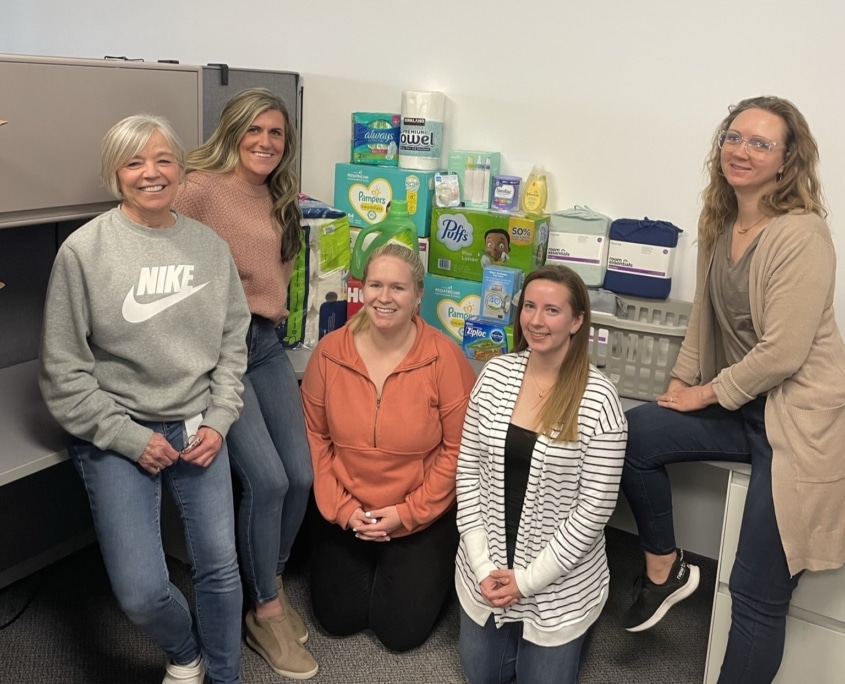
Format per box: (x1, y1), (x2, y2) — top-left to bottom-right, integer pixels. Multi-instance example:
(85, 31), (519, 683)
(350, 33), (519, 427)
(349, 506), (402, 542)
(480, 570), (523, 608)
(138, 426), (223, 475)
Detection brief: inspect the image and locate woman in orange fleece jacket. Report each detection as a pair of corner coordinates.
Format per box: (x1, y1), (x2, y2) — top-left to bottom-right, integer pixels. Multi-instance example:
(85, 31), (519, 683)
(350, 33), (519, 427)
(300, 243), (476, 652)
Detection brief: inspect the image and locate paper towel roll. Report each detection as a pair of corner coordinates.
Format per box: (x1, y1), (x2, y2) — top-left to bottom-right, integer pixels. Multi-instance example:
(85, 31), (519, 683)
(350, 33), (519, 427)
(399, 90), (445, 171)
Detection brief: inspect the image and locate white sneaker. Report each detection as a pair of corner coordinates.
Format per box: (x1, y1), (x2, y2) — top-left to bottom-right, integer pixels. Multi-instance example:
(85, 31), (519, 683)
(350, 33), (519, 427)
(162, 655), (205, 684)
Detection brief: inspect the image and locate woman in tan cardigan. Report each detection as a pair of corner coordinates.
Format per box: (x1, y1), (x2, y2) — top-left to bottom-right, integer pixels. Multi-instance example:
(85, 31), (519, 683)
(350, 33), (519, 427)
(620, 96), (845, 683)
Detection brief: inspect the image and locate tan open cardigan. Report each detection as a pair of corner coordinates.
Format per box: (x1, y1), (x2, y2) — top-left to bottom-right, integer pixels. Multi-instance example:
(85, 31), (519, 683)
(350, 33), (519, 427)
(672, 211), (845, 575)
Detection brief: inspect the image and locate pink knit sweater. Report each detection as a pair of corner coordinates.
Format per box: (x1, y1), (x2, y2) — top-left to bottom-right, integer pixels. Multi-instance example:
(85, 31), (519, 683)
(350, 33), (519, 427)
(174, 171), (294, 324)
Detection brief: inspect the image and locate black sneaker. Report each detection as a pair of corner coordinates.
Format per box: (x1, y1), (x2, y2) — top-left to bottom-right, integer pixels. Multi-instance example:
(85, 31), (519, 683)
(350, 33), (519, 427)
(622, 549), (700, 632)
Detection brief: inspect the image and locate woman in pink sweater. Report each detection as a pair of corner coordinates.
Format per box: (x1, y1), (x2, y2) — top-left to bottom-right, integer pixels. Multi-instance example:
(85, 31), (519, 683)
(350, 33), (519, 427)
(174, 88), (317, 679)
(301, 244), (476, 651)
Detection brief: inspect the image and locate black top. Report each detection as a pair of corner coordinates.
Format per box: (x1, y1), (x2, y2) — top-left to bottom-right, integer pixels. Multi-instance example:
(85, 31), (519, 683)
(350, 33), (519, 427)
(504, 422), (537, 567)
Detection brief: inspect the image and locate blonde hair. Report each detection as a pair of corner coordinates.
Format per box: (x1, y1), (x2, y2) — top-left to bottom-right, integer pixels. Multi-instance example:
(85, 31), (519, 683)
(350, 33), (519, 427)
(699, 95), (827, 253)
(185, 88), (303, 262)
(514, 265), (591, 442)
(100, 114), (184, 199)
(349, 244), (425, 333)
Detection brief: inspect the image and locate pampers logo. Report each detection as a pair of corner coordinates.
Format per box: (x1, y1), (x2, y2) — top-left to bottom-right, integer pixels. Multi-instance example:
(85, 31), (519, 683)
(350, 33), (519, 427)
(436, 294), (480, 341)
(437, 214), (473, 251)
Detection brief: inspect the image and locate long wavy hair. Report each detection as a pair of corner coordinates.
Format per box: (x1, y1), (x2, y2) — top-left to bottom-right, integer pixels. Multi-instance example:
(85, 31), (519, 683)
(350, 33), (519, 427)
(698, 95), (826, 253)
(185, 88), (302, 262)
(514, 265), (591, 442)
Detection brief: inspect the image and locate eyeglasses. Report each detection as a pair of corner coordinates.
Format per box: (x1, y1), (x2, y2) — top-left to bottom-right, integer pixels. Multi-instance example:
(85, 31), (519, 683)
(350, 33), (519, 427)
(718, 130), (785, 156)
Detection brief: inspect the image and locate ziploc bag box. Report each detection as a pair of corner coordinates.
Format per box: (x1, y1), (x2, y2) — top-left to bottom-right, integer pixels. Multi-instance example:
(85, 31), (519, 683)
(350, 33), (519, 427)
(351, 113), (400, 166)
(429, 207), (549, 282)
(420, 273), (481, 344)
(480, 265), (523, 325)
(462, 318), (514, 361)
(334, 162), (437, 237)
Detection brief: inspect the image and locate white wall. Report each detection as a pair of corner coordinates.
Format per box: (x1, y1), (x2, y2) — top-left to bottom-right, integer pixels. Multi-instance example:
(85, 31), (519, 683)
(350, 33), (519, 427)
(6, 0), (845, 308)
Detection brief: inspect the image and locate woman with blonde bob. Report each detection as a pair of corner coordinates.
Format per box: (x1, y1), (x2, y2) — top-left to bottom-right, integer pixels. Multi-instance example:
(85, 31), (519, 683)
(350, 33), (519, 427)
(621, 96), (845, 683)
(456, 265), (627, 684)
(301, 244), (476, 652)
(40, 114), (250, 684)
(175, 88), (317, 678)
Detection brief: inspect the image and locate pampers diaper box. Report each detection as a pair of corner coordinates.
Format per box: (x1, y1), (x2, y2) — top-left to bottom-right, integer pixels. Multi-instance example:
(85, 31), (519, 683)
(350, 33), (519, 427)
(420, 273), (482, 344)
(334, 162), (437, 237)
(429, 207), (549, 282)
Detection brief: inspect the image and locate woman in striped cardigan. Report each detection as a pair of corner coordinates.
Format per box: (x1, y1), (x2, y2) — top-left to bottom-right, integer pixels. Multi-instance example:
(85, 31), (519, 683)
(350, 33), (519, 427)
(455, 265), (627, 684)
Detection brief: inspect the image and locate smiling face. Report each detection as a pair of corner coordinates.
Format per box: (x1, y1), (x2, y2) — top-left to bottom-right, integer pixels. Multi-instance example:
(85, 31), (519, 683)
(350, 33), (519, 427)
(362, 255), (420, 334)
(234, 109), (286, 185)
(519, 278), (584, 364)
(485, 231), (510, 262)
(720, 107), (787, 199)
(116, 130), (181, 228)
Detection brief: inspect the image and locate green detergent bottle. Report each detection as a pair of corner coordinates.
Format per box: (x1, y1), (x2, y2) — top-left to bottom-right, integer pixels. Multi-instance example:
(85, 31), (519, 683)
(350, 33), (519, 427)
(350, 199), (419, 279)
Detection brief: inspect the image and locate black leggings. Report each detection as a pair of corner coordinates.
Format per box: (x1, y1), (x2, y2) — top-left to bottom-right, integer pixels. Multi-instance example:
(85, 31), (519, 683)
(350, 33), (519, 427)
(309, 506), (458, 652)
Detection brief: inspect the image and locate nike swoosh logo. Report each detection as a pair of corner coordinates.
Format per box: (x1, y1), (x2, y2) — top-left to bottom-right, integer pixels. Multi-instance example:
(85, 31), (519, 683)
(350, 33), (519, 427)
(122, 282), (209, 323)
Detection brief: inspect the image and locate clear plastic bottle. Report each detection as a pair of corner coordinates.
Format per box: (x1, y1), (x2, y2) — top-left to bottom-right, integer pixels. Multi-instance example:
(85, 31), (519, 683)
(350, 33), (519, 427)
(521, 164), (548, 214)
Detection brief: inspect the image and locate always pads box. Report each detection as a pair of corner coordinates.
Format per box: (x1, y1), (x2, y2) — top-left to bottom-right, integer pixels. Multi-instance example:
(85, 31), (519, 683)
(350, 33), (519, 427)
(429, 207), (549, 283)
(462, 318), (514, 362)
(420, 273), (481, 344)
(351, 113), (400, 166)
(334, 163), (438, 237)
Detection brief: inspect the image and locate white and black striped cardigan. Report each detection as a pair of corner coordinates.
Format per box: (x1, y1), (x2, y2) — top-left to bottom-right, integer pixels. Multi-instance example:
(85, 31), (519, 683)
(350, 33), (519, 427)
(455, 351), (627, 646)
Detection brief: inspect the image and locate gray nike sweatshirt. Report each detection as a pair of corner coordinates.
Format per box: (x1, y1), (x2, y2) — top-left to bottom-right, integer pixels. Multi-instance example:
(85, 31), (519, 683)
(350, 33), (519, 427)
(39, 207), (251, 461)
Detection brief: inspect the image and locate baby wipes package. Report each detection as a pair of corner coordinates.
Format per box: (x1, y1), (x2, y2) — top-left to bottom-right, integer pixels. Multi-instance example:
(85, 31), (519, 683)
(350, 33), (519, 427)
(420, 273), (481, 344)
(278, 195), (350, 349)
(351, 113), (400, 166)
(334, 163), (437, 237)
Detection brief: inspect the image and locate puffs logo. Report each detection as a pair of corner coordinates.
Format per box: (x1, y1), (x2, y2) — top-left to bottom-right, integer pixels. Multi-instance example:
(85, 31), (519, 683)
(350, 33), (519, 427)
(436, 214), (473, 251)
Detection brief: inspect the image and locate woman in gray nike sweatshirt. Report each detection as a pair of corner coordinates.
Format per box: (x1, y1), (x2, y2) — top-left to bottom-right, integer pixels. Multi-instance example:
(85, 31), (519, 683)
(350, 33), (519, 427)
(39, 114), (250, 684)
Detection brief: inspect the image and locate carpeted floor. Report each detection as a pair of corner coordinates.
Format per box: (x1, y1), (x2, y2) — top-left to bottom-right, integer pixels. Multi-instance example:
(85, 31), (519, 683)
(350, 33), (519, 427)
(0, 526), (715, 683)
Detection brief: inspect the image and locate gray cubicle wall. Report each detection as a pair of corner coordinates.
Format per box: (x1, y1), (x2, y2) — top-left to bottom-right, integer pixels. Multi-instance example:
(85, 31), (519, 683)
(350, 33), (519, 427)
(202, 65), (303, 179)
(0, 55), (203, 229)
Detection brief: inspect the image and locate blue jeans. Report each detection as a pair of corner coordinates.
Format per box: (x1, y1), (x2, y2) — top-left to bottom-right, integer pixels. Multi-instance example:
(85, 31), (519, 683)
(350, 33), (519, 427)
(459, 607), (591, 684)
(227, 315), (313, 604)
(621, 397), (801, 683)
(69, 420), (242, 684)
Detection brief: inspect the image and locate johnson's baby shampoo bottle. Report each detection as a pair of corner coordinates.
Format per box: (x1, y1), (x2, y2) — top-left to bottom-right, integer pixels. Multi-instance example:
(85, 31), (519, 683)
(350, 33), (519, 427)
(350, 199), (420, 279)
(521, 165), (548, 214)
